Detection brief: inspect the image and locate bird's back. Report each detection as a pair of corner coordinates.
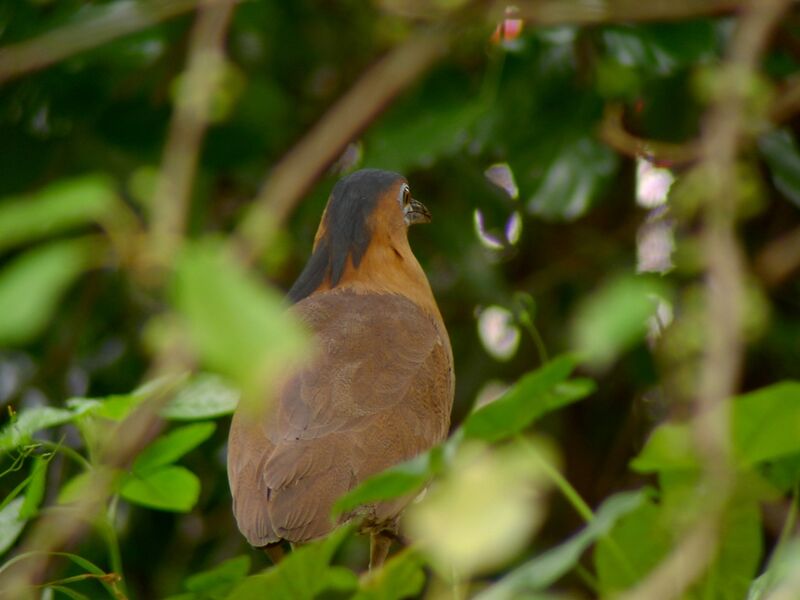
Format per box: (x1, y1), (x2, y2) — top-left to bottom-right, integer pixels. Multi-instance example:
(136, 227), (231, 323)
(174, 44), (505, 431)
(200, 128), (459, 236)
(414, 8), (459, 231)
(227, 288), (453, 546)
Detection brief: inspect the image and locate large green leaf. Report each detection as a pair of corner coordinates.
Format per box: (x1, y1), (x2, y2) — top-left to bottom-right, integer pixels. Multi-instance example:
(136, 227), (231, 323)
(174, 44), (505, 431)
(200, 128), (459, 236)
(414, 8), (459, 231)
(632, 381), (800, 473)
(120, 465), (201, 513)
(161, 374), (240, 420)
(0, 175), (120, 253)
(171, 240), (308, 397)
(476, 489), (648, 600)
(462, 355), (593, 442)
(19, 456), (48, 520)
(0, 237), (99, 346)
(226, 526), (357, 600)
(132, 422), (216, 474)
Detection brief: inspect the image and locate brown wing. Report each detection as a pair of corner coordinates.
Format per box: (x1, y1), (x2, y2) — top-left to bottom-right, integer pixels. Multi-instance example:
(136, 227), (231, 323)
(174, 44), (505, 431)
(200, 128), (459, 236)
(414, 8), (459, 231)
(227, 289), (453, 546)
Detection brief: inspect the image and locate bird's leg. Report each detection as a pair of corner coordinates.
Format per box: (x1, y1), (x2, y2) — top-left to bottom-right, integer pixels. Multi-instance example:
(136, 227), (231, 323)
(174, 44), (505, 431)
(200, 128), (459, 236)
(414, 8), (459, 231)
(369, 530), (394, 570)
(263, 543), (285, 564)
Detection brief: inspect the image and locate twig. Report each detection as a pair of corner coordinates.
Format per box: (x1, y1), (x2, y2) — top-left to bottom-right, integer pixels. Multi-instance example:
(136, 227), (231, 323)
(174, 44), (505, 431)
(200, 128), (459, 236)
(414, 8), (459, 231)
(620, 1), (792, 598)
(509, 0), (749, 26)
(234, 27), (450, 263)
(150, 0), (236, 262)
(0, 0), (210, 85)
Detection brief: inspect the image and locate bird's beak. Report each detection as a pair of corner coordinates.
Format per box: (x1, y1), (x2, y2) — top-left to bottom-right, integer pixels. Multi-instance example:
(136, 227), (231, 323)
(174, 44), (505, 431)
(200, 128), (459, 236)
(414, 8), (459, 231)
(404, 198), (432, 225)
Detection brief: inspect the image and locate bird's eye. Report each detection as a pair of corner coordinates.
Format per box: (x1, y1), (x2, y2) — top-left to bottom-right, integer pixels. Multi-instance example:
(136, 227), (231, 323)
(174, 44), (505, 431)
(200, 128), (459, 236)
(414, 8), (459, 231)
(399, 184), (410, 207)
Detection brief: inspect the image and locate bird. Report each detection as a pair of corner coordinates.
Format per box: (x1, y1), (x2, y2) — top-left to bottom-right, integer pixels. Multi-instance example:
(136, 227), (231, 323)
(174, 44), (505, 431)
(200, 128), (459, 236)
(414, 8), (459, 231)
(227, 168), (454, 569)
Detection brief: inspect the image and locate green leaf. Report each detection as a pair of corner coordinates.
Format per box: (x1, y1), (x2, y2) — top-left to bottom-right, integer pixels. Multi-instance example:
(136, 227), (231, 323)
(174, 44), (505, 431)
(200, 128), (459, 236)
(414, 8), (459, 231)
(527, 136), (618, 221)
(0, 406), (77, 452)
(184, 555), (250, 599)
(0, 238), (99, 346)
(332, 445), (445, 518)
(161, 374), (240, 420)
(133, 422), (216, 475)
(733, 381), (800, 467)
(120, 465), (201, 512)
(0, 498), (26, 557)
(476, 489), (648, 600)
(630, 423), (699, 473)
(58, 472), (93, 505)
(227, 526), (357, 600)
(354, 549), (426, 600)
(758, 129), (800, 209)
(748, 539), (800, 600)
(463, 355), (593, 442)
(19, 456), (48, 519)
(171, 240), (308, 396)
(571, 275), (667, 370)
(0, 175), (120, 253)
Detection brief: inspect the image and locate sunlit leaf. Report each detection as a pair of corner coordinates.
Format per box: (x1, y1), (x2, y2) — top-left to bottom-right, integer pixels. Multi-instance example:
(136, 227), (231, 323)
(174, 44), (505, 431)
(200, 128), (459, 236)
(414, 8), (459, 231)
(0, 498), (26, 557)
(463, 355), (592, 442)
(120, 465), (200, 513)
(354, 549), (426, 600)
(171, 240), (308, 398)
(571, 275), (667, 370)
(0, 238), (100, 346)
(133, 422), (216, 474)
(161, 374), (240, 420)
(476, 489), (648, 599)
(227, 526), (357, 600)
(630, 423), (698, 473)
(0, 406), (77, 452)
(0, 175), (120, 253)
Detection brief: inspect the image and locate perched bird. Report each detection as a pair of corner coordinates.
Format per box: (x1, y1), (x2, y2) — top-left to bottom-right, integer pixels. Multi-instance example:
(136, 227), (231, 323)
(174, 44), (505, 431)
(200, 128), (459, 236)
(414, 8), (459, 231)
(227, 169), (454, 568)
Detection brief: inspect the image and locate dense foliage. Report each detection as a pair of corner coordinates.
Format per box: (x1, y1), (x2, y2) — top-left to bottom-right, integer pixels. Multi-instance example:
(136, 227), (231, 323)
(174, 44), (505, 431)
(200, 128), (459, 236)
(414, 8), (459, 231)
(1, 0), (800, 598)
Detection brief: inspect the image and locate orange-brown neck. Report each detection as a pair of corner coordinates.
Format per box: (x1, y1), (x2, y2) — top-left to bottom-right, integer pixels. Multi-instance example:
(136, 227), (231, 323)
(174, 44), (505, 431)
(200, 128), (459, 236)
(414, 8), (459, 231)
(314, 233), (441, 320)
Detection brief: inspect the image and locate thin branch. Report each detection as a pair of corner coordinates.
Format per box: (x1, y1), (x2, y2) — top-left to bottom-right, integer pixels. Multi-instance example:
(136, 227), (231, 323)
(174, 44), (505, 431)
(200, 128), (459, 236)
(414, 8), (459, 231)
(234, 27), (451, 263)
(0, 0), (212, 85)
(621, 1), (792, 598)
(149, 0), (236, 261)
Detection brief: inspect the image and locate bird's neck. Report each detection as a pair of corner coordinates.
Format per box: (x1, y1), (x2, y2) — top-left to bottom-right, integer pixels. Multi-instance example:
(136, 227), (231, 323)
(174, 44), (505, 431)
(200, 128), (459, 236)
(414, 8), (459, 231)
(321, 239), (442, 320)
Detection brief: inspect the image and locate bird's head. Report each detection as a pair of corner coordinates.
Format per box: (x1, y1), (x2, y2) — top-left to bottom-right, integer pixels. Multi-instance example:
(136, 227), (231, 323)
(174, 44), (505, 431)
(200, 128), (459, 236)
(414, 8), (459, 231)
(288, 169), (432, 304)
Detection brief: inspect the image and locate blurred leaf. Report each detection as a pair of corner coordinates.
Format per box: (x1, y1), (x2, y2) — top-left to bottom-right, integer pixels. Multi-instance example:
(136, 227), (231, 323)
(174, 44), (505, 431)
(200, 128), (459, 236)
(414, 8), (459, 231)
(58, 472), (93, 505)
(0, 175), (119, 253)
(161, 374), (240, 420)
(133, 422), (216, 475)
(0, 406), (77, 452)
(527, 137), (618, 221)
(571, 275), (666, 370)
(630, 423), (699, 473)
(476, 489), (648, 600)
(0, 497), (26, 557)
(120, 465), (200, 513)
(183, 555), (250, 599)
(227, 526), (357, 600)
(632, 382), (800, 473)
(0, 237), (99, 346)
(463, 355), (593, 442)
(601, 22), (716, 75)
(748, 540), (800, 600)
(733, 382), (800, 467)
(19, 456), (48, 519)
(172, 240), (308, 396)
(332, 445), (445, 518)
(354, 549), (426, 600)
(758, 129), (800, 209)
